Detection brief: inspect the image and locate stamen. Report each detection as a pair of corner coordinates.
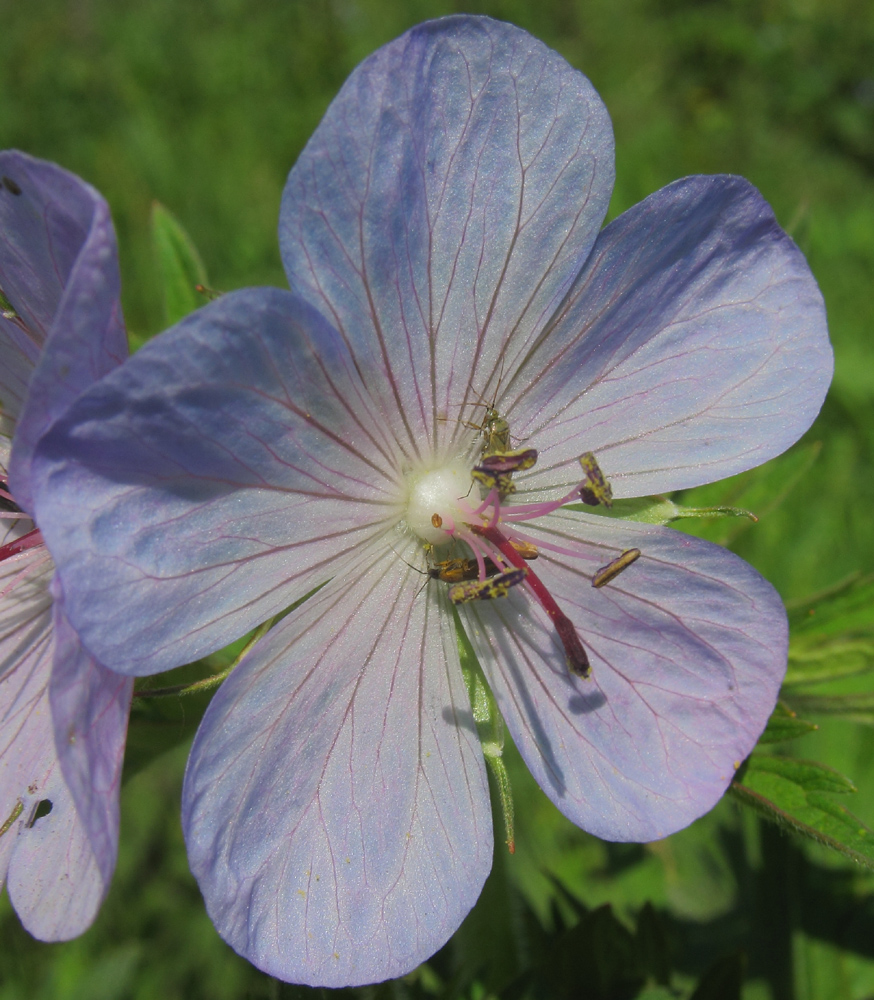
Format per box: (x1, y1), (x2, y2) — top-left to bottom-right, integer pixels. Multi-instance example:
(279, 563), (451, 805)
(0, 527), (44, 563)
(578, 452), (613, 508)
(472, 523), (590, 678)
(592, 548), (641, 588)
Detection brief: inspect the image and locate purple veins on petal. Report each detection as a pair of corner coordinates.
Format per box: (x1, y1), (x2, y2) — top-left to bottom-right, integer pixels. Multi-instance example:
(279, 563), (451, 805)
(0, 550), (106, 940)
(458, 508), (788, 842)
(1, 150), (131, 939)
(183, 551), (492, 987)
(280, 16), (615, 458)
(509, 175), (833, 498)
(26, 13), (833, 987)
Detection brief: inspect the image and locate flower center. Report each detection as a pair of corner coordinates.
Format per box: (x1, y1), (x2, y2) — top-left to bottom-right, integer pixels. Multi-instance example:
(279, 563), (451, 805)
(404, 460), (482, 545)
(400, 445), (633, 681)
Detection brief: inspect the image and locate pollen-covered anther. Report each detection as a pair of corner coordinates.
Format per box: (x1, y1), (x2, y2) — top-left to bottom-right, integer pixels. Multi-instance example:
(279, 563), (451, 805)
(578, 452), (613, 508)
(592, 548), (641, 588)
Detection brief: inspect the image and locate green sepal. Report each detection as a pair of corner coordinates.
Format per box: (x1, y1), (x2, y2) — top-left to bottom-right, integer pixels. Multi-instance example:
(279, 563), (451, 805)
(566, 495), (756, 527)
(667, 440), (822, 545)
(730, 754), (874, 869)
(453, 604), (515, 853)
(757, 700), (818, 744)
(150, 201), (209, 326)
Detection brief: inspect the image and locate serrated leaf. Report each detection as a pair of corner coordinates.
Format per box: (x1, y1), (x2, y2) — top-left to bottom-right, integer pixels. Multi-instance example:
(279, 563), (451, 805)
(787, 573), (874, 638)
(783, 691), (874, 726)
(785, 637), (874, 686)
(634, 902), (671, 987)
(745, 754), (856, 793)
(731, 755), (874, 869)
(758, 701), (818, 744)
(689, 952), (744, 1000)
(151, 201), (209, 326)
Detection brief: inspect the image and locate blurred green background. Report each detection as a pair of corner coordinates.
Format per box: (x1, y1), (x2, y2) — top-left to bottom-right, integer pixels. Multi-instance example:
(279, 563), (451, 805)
(1, 0), (873, 997)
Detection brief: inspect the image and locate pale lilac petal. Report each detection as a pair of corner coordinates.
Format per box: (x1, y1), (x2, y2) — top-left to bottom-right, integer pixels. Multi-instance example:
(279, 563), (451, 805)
(508, 176), (832, 496)
(458, 507), (786, 841)
(183, 550), (492, 987)
(0, 551), (106, 939)
(280, 16), (613, 455)
(0, 151), (126, 513)
(48, 588), (133, 888)
(33, 287), (406, 675)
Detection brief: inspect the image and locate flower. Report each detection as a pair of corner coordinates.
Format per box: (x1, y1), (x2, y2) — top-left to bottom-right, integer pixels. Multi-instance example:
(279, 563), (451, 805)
(0, 151), (132, 939)
(32, 16), (832, 985)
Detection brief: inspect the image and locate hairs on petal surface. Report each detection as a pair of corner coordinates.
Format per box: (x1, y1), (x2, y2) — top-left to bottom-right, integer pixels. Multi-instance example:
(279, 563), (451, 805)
(0, 151), (127, 513)
(458, 507), (787, 842)
(507, 175), (832, 496)
(183, 550), (492, 987)
(33, 287), (404, 675)
(280, 15), (614, 458)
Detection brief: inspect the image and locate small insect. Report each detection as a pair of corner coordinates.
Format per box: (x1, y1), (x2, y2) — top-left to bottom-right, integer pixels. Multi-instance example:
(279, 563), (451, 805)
(592, 548), (641, 588)
(24, 798), (52, 830)
(428, 539), (538, 585)
(578, 452), (613, 508)
(480, 406), (511, 457)
(1, 176), (22, 196)
(449, 566), (529, 604)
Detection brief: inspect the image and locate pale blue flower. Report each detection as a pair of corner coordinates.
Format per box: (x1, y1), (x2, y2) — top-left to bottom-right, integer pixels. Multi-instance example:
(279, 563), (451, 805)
(0, 152), (132, 939)
(33, 18), (832, 984)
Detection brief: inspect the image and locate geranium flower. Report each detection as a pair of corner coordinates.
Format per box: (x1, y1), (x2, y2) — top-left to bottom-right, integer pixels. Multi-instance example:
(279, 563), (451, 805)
(32, 16), (831, 985)
(0, 151), (132, 939)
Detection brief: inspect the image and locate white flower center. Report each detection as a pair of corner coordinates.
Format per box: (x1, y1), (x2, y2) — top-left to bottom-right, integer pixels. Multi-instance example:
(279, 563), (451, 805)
(404, 460), (481, 545)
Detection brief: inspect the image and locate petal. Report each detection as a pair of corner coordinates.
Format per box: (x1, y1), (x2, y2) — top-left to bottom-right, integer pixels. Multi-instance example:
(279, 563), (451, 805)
(33, 287), (402, 675)
(457, 509), (786, 841)
(0, 151), (127, 512)
(509, 175), (832, 496)
(280, 16), (613, 455)
(0, 552), (107, 939)
(183, 552), (492, 987)
(48, 586), (133, 889)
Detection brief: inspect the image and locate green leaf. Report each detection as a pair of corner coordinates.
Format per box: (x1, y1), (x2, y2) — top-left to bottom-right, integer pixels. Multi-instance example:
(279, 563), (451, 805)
(758, 701), (818, 744)
(783, 691), (874, 726)
(689, 952), (745, 1000)
(150, 201), (209, 326)
(785, 637), (874, 686)
(633, 902), (671, 987)
(787, 573), (874, 639)
(784, 575), (874, 686)
(670, 440), (822, 545)
(730, 755), (874, 869)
